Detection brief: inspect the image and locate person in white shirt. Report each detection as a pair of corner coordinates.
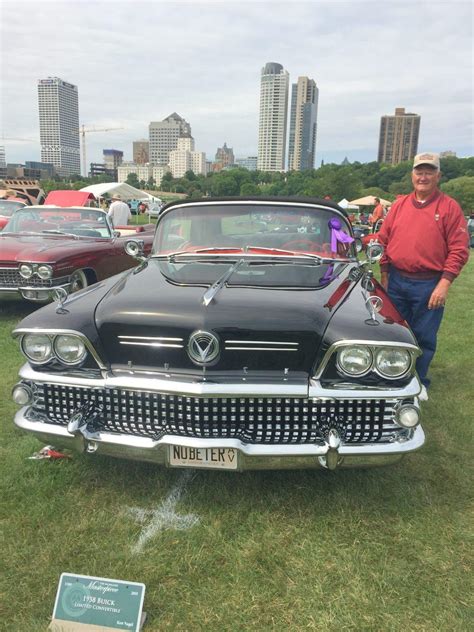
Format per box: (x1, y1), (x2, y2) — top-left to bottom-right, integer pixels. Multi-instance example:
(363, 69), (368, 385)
(108, 194), (131, 227)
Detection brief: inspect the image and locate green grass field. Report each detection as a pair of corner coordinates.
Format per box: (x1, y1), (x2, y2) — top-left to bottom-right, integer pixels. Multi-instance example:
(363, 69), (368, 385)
(1, 260), (472, 631)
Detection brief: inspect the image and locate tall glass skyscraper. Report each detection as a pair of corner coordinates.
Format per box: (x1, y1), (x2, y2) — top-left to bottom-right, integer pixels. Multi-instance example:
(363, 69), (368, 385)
(288, 77), (318, 171)
(38, 77), (80, 177)
(257, 62), (289, 172)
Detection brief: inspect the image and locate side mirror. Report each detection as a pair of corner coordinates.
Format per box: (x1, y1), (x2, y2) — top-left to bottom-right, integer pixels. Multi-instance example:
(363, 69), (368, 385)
(125, 239), (146, 262)
(367, 242), (384, 263)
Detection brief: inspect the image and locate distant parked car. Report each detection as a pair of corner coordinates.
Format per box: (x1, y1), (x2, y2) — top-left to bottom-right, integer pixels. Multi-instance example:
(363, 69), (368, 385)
(11, 197), (425, 471)
(0, 205), (155, 302)
(0, 199), (27, 230)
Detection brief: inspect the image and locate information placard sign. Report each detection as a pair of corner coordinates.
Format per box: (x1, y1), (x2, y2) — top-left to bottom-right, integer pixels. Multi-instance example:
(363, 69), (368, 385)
(51, 573), (145, 632)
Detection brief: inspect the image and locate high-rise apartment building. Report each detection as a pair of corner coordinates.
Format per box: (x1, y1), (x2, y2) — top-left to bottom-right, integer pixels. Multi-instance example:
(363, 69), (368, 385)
(133, 139), (149, 164)
(168, 136), (206, 178)
(257, 62), (289, 172)
(149, 113), (191, 165)
(377, 107), (420, 165)
(288, 77), (319, 171)
(103, 149), (123, 172)
(38, 77), (80, 176)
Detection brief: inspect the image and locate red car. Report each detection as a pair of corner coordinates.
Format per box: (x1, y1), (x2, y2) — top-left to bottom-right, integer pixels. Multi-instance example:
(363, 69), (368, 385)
(0, 206), (154, 302)
(0, 198), (27, 230)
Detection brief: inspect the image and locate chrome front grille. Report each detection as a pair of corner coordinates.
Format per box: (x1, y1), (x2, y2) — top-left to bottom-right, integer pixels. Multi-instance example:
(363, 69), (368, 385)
(0, 267), (52, 288)
(32, 383), (403, 445)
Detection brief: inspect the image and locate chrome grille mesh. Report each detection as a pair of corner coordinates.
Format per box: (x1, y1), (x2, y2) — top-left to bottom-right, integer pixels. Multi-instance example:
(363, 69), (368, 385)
(32, 383), (401, 445)
(0, 268), (52, 288)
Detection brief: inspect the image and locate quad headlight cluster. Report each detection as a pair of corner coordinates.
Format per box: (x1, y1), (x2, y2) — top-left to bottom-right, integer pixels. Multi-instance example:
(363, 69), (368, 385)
(19, 263), (53, 280)
(336, 345), (413, 379)
(20, 333), (87, 366)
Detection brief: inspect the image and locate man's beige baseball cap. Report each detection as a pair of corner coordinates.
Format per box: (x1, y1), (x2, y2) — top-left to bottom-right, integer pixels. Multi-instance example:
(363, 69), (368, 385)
(413, 152), (440, 169)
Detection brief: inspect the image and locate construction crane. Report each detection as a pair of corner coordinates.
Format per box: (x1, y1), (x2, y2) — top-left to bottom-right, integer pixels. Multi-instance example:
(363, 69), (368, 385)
(76, 125), (125, 176)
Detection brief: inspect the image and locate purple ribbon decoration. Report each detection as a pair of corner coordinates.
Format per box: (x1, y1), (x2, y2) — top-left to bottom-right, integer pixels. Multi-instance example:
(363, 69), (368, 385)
(328, 217), (354, 253)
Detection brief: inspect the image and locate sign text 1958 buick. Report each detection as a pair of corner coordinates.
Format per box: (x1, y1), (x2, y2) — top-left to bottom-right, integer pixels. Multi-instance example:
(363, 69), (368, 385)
(11, 198), (425, 471)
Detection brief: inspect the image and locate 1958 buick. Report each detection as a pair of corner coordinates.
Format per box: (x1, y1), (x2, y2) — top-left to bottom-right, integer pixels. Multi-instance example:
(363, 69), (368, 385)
(11, 198), (425, 470)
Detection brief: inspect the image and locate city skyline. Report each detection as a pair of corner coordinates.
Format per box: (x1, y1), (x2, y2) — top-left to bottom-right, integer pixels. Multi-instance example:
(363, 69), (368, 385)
(1, 1), (473, 168)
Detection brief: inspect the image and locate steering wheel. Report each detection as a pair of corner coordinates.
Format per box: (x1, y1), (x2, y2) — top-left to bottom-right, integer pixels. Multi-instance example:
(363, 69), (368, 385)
(281, 239), (316, 252)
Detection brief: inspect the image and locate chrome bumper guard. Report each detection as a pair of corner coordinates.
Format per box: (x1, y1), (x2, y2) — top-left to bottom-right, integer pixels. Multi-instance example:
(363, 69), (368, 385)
(14, 407), (425, 470)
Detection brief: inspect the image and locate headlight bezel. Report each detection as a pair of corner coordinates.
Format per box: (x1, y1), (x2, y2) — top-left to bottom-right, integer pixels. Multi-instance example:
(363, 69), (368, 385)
(321, 341), (419, 381)
(21, 333), (54, 365)
(375, 347), (412, 379)
(53, 334), (87, 365)
(19, 263), (34, 279)
(336, 345), (373, 377)
(18, 331), (96, 367)
(36, 264), (53, 280)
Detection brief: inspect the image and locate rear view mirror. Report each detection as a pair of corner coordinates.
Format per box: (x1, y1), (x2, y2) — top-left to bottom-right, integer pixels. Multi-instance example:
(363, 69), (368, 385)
(367, 242), (384, 263)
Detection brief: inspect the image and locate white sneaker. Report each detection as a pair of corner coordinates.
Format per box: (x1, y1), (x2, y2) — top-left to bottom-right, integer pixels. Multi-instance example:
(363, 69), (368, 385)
(418, 385), (429, 401)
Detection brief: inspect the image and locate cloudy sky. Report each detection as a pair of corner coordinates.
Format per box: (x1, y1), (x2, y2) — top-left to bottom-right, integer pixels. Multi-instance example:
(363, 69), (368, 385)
(1, 0), (473, 169)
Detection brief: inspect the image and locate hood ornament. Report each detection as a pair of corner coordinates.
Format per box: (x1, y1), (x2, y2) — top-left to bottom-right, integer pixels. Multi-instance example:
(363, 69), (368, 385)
(51, 287), (69, 314)
(187, 330), (220, 365)
(365, 295), (383, 325)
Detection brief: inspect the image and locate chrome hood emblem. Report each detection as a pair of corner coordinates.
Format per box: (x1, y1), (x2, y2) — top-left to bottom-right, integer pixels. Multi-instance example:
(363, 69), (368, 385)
(187, 330), (220, 365)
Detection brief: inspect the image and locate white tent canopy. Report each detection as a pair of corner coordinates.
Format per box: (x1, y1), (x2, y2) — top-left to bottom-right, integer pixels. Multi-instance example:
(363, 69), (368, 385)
(338, 198), (360, 210)
(80, 182), (157, 202)
(349, 195), (392, 207)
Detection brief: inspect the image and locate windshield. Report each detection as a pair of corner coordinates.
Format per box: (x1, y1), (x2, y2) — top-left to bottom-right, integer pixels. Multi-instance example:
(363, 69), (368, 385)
(153, 202), (355, 259)
(0, 200), (25, 216)
(2, 207), (113, 238)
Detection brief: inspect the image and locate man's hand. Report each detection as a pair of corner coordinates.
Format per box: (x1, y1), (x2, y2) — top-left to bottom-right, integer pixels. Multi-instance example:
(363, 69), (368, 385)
(428, 278), (451, 309)
(380, 272), (389, 290)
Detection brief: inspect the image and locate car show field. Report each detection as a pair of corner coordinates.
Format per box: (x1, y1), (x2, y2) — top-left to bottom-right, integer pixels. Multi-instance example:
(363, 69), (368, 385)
(0, 247), (471, 630)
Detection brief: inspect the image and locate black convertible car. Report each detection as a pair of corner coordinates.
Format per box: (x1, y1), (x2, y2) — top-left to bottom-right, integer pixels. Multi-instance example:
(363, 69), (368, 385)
(12, 198), (425, 470)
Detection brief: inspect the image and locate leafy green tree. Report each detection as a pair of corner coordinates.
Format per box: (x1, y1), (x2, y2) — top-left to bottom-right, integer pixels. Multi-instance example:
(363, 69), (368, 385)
(184, 170), (196, 181)
(440, 176), (474, 212)
(126, 173), (140, 188)
(240, 182), (260, 196)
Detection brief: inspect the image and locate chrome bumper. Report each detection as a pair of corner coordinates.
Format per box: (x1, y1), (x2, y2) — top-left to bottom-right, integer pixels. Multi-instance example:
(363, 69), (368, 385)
(14, 406), (425, 471)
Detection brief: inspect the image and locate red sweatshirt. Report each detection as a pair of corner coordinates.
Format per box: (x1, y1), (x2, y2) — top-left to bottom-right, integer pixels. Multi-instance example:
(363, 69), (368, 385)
(378, 190), (469, 281)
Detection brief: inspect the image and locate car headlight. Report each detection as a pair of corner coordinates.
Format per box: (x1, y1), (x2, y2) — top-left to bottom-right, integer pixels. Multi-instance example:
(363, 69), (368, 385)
(37, 264), (53, 280)
(337, 346), (373, 376)
(19, 263), (34, 279)
(375, 348), (411, 378)
(53, 334), (87, 364)
(21, 334), (53, 364)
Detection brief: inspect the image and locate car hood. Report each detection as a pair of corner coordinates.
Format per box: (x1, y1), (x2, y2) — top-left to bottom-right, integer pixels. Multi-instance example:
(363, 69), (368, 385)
(95, 258), (358, 375)
(0, 234), (104, 263)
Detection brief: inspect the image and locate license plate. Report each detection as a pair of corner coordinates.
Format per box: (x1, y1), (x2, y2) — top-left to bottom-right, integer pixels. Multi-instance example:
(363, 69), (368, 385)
(169, 445), (238, 470)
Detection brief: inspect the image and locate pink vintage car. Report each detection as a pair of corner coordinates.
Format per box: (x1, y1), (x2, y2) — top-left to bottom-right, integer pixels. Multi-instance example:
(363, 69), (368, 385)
(0, 198), (27, 230)
(0, 205), (154, 302)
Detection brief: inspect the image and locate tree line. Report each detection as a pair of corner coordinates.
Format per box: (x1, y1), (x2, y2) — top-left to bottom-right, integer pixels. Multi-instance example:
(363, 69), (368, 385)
(40, 156), (474, 212)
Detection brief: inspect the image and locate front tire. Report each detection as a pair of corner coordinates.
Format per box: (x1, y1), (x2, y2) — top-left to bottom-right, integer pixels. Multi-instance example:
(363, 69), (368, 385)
(69, 270), (88, 293)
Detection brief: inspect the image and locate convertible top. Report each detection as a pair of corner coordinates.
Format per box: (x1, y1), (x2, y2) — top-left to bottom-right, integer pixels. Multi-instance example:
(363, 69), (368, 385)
(44, 190), (97, 207)
(160, 196), (349, 218)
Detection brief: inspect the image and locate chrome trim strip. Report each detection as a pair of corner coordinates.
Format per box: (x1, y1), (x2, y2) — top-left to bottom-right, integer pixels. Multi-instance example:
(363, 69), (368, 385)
(313, 340), (421, 380)
(18, 364), (422, 399)
(309, 375), (421, 399)
(119, 341), (184, 348)
(13, 330), (107, 370)
(225, 347), (298, 352)
(225, 340), (298, 346)
(118, 336), (183, 341)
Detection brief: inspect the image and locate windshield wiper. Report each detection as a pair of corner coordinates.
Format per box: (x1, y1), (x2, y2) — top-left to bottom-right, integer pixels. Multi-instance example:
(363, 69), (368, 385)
(202, 258), (245, 306)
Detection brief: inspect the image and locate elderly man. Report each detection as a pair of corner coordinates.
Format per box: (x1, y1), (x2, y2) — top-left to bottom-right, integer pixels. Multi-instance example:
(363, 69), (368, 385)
(378, 152), (469, 400)
(108, 194), (131, 227)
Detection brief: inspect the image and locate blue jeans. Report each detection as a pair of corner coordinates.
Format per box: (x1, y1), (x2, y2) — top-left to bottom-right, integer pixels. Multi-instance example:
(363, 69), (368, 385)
(387, 268), (444, 387)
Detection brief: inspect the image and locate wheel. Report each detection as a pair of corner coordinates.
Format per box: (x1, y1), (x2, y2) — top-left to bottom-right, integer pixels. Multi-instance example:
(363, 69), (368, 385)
(281, 239), (316, 251)
(69, 270), (88, 293)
